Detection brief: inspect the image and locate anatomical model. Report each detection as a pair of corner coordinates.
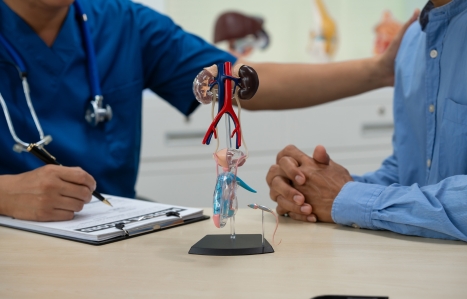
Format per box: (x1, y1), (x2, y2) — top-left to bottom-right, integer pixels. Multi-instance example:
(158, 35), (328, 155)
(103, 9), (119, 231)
(193, 61), (259, 230)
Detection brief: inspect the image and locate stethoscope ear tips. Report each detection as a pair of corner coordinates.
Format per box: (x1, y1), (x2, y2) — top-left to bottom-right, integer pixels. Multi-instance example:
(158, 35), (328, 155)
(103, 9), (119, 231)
(85, 96), (112, 126)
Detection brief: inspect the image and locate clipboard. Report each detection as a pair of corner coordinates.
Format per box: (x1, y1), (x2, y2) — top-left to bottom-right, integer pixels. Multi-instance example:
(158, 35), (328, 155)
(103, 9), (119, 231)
(0, 215), (209, 246)
(0, 195), (208, 245)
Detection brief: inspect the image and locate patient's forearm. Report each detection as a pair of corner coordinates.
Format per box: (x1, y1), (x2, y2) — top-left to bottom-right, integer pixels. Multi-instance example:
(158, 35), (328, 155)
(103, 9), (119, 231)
(239, 56), (390, 110)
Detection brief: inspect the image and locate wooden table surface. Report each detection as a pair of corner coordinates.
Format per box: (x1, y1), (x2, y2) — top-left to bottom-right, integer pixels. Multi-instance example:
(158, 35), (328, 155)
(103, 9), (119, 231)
(1, 208), (466, 299)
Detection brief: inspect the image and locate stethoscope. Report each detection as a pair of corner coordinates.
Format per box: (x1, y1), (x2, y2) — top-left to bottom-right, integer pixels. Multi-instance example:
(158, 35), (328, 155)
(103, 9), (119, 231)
(0, 0), (112, 153)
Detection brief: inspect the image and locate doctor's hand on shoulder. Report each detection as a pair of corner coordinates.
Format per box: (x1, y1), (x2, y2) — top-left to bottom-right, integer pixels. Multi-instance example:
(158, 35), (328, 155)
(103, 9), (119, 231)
(0, 165), (95, 221)
(266, 145), (353, 223)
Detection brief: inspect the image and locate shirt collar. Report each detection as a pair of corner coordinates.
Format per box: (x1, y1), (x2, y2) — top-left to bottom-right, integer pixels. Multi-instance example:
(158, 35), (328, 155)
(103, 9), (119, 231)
(419, 0), (467, 31)
(419, 1), (435, 30)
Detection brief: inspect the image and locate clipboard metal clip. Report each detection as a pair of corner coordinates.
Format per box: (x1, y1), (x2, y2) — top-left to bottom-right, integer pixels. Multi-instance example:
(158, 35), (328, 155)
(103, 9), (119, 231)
(115, 211), (182, 237)
(115, 223), (129, 236)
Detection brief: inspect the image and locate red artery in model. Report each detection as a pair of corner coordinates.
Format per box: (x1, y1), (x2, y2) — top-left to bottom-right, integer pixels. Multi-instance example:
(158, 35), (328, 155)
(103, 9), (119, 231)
(202, 61), (242, 148)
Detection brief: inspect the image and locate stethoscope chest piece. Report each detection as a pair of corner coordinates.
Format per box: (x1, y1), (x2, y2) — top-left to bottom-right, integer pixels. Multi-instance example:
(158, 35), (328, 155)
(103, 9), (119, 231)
(85, 95), (112, 126)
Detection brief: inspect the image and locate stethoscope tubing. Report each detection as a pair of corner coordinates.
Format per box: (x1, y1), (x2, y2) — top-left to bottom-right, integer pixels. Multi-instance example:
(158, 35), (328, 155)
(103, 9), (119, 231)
(0, 93), (29, 147)
(0, 33), (26, 74)
(73, 0), (102, 98)
(0, 0), (106, 151)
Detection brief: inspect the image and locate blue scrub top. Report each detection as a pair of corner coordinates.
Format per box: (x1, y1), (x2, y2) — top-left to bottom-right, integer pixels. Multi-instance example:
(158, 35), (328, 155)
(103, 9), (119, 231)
(0, 0), (236, 198)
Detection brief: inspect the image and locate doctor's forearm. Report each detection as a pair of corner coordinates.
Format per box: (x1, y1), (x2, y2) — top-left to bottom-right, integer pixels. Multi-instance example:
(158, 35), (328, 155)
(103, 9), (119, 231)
(239, 56), (391, 110)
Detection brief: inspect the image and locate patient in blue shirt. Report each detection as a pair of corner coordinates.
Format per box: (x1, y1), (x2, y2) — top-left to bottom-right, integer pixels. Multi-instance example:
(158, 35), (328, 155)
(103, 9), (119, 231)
(268, 0), (467, 242)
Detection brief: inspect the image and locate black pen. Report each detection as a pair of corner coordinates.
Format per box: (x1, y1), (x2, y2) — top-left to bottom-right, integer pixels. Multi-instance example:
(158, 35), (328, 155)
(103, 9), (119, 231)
(27, 143), (113, 207)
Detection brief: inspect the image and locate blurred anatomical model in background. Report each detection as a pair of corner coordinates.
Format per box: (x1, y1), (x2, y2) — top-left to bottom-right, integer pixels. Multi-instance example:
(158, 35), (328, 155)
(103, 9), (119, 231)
(374, 10), (402, 55)
(308, 0), (337, 63)
(213, 11), (269, 59)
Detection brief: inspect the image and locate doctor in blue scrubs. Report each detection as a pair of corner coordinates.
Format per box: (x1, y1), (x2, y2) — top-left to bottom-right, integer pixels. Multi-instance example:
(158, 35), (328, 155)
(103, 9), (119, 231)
(0, 0), (414, 221)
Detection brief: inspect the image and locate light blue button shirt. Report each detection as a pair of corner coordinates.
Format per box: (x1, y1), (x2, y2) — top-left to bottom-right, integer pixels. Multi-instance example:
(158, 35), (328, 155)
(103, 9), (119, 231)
(332, 0), (467, 242)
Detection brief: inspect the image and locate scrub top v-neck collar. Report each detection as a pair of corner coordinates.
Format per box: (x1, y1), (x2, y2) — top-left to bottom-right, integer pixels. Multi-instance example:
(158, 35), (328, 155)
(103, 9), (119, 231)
(0, 1), (80, 78)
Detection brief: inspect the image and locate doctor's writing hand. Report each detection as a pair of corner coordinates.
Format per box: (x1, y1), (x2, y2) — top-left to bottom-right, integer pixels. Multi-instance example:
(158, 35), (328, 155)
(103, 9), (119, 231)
(0, 165), (95, 221)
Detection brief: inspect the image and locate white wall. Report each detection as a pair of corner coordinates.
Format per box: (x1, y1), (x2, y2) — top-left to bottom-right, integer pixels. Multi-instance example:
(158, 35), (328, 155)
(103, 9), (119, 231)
(164, 0), (426, 62)
(134, 0), (165, 12)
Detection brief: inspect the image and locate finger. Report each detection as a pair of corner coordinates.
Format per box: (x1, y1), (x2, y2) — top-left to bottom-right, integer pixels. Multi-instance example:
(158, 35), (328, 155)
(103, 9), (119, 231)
(58, 181), (93, 203)
(35, 208), (75, 222)
(277, 156), (306, 185)
(266, 164), (305, 204)
(402, 9), (420, 32)
(277, 205), (317, 222)
(277, 145), (311, 167)
(386, 9), (420, 54)
(266, 164), (286, 187)
(56, 167), (96, 192)
(52, 195), (87, 212)
(269, 175), (305, 205)
(276, 204), (289, 216)
(276, 195), (312, 216)
(276, 204), (311, 218)
(288, 212), (317, 223)
(312, 145), (330, 165)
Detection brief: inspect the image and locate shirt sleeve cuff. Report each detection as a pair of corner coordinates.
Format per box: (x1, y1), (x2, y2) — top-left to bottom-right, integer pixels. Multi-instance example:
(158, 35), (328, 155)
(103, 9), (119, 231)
(351, 174), (365, 182)
(331, 182), (385, 229)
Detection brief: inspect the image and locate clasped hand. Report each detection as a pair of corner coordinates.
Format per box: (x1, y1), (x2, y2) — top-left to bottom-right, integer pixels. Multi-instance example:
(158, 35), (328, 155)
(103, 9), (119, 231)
(266, 145), (353, 223)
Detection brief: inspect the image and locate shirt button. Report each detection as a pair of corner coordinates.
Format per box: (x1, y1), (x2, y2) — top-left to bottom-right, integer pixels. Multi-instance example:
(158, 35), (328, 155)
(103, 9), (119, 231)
(351, 223), (360, 229)
(427, 159), (431, 168)
(429, 104), (435, 113)
(430, 49), (438, 58)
